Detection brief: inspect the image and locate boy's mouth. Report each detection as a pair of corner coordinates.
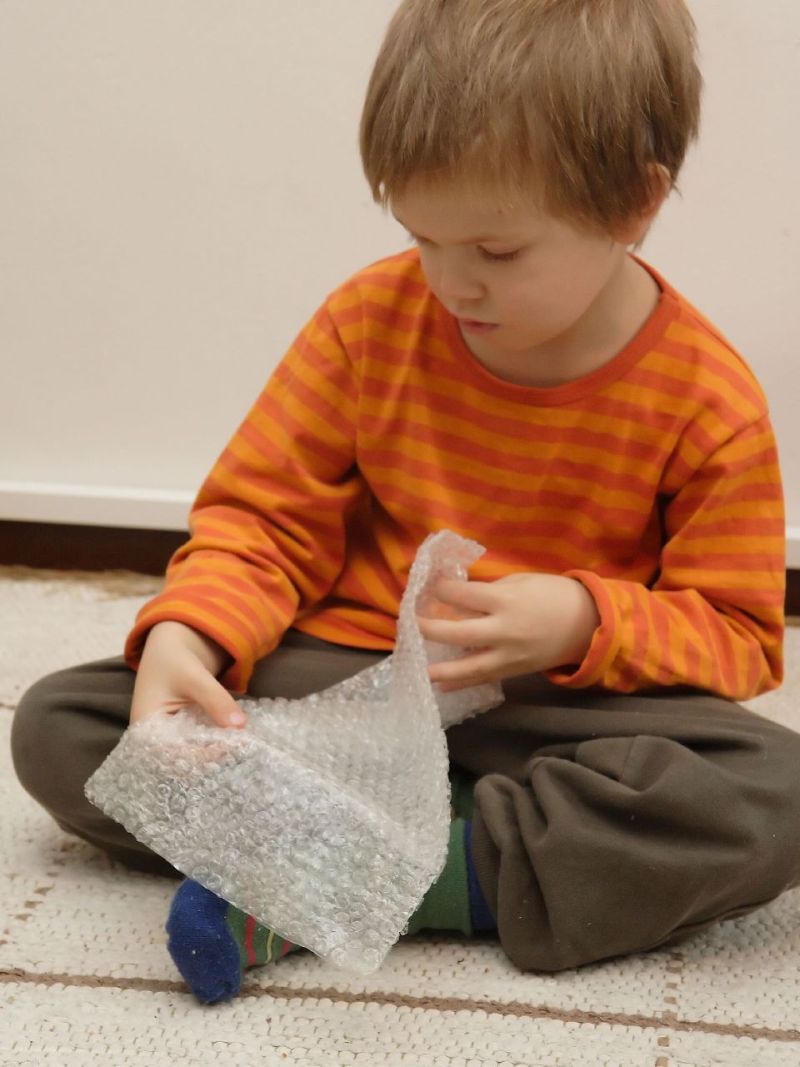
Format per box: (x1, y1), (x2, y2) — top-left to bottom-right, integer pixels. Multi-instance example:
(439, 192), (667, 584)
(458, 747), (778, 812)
(458, 317), (499, 334)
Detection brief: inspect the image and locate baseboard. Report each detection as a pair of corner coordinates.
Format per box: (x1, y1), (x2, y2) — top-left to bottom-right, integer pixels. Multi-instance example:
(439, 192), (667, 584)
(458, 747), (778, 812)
(0, 520), (185, 576)
(786, 569), (799, 617)
(1, 518), (798, 615)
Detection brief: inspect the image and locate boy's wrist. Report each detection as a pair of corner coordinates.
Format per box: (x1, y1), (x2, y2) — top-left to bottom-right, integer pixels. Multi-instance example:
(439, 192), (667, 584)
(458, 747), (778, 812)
(145, 620), (232, 677)
(558, 578), (600, 667)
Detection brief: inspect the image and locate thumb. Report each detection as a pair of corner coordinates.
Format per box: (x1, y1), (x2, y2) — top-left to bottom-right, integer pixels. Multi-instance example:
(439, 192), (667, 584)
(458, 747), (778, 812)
(191, 669), (248, 729)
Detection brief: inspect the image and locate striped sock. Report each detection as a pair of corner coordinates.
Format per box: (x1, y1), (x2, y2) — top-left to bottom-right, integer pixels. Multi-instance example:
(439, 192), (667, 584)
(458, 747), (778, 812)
(404, 817), (474, 936)
(166, 816), (495, 1004)
(166, 879), (305, 1004)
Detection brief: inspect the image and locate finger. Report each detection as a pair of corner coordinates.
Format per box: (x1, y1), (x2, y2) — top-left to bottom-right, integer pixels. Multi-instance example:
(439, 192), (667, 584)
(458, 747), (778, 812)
(417, 614), (493, 649)
(188, 670), (247, 728)
(422, 596), (478, 622)
(428, 648), (501, 689)
(430, 579), (499, 614)
(130, 677), (177, 725)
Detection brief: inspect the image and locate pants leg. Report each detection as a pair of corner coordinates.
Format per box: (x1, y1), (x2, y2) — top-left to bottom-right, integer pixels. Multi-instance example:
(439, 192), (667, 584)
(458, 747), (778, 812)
(445, 673), (800, 971)
(10, 631), (387, 879)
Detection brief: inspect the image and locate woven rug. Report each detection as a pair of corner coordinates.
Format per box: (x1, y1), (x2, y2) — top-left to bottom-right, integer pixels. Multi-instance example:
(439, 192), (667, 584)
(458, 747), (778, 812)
(1, 565), (799, 1066)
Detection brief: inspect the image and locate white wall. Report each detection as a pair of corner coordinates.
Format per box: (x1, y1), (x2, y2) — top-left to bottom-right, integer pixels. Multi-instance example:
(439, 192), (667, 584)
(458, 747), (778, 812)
(1, 0), (798, 561)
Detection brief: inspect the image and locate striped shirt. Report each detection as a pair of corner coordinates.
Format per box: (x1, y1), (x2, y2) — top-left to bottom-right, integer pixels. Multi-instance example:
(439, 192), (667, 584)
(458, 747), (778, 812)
(125, 249), (785, 700)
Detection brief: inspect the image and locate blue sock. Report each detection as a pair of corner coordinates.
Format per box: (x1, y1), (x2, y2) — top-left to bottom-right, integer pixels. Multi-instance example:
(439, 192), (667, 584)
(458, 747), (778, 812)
(165, 880), (244, 1005)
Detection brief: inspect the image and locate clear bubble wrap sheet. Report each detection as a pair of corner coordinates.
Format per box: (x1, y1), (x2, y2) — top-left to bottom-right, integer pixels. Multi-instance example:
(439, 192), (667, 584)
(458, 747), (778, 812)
(85, 530), (504, 975)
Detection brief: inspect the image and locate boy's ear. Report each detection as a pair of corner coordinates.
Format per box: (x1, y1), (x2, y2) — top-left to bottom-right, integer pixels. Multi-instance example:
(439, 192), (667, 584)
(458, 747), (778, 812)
(613, 163), (672, 246)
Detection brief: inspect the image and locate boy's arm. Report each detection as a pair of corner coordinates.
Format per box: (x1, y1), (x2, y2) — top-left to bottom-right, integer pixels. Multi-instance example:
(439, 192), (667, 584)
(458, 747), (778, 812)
(420, 414), (784, 703)
(549, 413), (785, 699)
(124, 301), (364, 692)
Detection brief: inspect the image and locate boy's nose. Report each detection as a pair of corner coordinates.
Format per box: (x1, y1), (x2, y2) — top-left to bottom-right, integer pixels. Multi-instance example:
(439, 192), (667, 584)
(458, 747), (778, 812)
(429, 259), (485, 305)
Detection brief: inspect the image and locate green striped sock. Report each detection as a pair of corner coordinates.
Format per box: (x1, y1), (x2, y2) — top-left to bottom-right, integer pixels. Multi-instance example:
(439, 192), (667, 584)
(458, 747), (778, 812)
(225, 814), (473, 967)
(404, 816), (473, 937)
(229, 770), (477, 960)
(224, 904), (305, 968)
(231, 771), (477, 957)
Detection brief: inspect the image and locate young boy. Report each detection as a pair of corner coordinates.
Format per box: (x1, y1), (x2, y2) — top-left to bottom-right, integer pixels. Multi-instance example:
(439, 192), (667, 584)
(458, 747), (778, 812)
(12, 0), (800, 1006)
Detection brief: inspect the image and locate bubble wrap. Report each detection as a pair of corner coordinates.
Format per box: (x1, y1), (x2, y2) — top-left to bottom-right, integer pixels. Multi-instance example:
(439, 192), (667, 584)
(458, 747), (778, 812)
(84, 530), (504, 974)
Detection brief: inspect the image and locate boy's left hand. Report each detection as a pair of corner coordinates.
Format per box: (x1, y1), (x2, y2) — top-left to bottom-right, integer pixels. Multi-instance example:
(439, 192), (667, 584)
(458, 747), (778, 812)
(417, 573), (600, 691)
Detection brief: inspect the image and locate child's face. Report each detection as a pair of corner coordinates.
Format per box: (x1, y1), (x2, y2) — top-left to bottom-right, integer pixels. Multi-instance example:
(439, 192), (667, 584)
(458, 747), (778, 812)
(391, 177), (644, 385)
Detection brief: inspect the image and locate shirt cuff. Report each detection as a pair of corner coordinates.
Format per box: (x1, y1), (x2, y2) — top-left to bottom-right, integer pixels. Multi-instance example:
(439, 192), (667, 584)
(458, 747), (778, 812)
(545, 571), (620, 688)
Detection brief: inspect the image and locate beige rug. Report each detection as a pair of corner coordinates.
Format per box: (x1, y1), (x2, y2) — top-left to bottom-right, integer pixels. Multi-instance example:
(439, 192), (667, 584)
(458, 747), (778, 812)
(1, 565), (799, 1066)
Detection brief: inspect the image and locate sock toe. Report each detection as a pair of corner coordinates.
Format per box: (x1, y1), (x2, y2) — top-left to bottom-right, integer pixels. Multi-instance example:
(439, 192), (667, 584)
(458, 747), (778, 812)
(166, 879), (243, 1004)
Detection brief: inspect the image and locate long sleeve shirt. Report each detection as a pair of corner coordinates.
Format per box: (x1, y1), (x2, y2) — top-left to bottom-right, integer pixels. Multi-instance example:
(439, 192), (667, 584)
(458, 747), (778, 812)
(125, 248), (785, 700)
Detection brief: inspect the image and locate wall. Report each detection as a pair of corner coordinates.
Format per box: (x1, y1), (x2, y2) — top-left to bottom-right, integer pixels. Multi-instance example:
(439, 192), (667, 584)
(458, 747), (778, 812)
(1, 0), (798, 562)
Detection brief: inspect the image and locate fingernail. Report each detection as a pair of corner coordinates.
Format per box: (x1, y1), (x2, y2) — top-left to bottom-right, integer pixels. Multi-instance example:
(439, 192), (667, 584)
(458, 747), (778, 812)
(229, 710), (246, 726)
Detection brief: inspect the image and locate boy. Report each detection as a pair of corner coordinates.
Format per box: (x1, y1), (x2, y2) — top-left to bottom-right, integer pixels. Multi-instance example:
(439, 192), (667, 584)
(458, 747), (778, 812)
(12, 0), (800, 1006)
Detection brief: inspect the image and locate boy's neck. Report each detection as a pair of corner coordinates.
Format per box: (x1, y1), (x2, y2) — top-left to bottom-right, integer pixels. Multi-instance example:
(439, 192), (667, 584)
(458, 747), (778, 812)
(459, 252), (660, 389)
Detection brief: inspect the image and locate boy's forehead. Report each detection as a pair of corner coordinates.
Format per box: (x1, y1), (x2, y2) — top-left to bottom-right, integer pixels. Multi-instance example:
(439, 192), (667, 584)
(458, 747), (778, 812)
(391, 184), (540, 239)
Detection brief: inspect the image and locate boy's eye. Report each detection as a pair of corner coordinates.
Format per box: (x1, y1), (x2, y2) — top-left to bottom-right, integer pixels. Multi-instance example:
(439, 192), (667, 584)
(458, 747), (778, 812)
(406, 233), (520, 263)
(479, 248), (520, 263)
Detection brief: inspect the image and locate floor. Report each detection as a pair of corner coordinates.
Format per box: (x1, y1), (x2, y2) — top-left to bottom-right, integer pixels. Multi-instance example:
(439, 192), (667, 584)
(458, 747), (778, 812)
(1, 566), (799, 1066)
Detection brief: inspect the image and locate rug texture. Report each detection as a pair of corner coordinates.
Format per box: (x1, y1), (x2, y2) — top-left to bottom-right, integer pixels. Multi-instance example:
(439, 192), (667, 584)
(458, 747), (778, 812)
(1, 565), (799, 1067)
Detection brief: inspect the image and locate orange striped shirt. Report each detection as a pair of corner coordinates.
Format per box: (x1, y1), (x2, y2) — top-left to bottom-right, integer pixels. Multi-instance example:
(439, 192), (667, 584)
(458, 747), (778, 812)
(125, 249), (785, 700)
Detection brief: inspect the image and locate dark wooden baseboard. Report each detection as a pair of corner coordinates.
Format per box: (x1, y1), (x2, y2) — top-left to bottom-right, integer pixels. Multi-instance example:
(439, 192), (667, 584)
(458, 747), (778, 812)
(1, 519), (799, 616)
(0, 520), (185, 576)
(785, 568), (799, 619)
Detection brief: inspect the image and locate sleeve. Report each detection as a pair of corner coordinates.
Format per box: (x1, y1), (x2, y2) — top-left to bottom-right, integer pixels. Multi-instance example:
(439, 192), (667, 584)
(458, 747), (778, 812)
(124, 299), (365, 692)
(546, 414), (785, 700)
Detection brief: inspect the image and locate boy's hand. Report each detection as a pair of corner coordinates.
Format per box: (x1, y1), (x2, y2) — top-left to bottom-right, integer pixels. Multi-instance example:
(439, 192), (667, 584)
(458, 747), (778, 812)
(417, 573), (599, 692)
(130, 620), (246, 729)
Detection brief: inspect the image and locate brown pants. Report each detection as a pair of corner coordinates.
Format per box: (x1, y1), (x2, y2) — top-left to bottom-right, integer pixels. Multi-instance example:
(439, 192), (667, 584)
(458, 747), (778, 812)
(11, 629), (800, 972)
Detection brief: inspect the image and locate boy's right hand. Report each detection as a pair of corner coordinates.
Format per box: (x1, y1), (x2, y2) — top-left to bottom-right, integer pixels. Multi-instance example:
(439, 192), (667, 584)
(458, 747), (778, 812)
(129, 620), (247, 729)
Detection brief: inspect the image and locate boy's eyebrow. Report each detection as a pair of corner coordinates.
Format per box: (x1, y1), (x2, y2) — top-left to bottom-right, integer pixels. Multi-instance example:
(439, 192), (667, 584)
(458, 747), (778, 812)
(391, 212), (510, 244)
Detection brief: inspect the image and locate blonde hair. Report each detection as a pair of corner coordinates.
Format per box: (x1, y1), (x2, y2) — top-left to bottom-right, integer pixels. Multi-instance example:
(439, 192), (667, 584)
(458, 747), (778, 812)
(359, 0), (703, 236)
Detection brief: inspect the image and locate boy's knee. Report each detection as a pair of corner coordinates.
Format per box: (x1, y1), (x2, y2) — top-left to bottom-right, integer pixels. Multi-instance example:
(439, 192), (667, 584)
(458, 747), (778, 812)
(11, 668), (74, 804)
(766, 723), (800, 888)
(12, 655), (133, 801)
(702, 715), (800, 897)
